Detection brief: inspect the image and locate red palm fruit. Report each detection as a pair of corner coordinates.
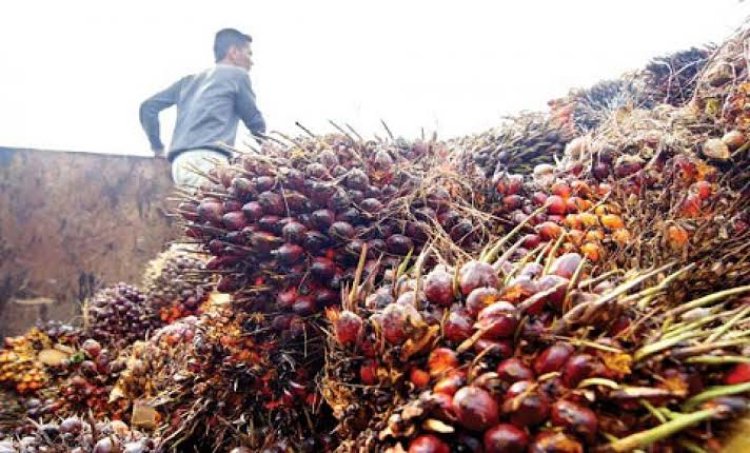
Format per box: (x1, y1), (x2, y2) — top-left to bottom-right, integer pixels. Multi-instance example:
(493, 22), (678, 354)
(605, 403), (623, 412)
(425, 269), (455, 307)
(408, 434), (450, 453)
(197, 198), (224, 224)
(535, 275), (570, 312)
(561, 354), (597, 387)
(444, 309), (474, 342)
(466, 287), (501, 316)
(81, 339), (102, 359)
(724, 363), (750, 385)
(359, 359), (378, 385)
(292, 295), (316, 315)
(434, 370), (467, 396)
(474, 338), (513, 357)
(310, 257), (336, 281)
(276, 243), (304, 265)
(535, 222), (562, 240)
(428, 348), (459, 377)
(476, 302), (517, 339)
(276, 288), (297, 310)
(549, 182), (570, 198)
(178, 201), (199, 221)
(506, 174), (524, 195)
(503, 195), (524, 211)
(484, 424), (529, 453)
(380, 303), (409, 344)
(430, 392), (456, 421)
(459, 261), (500, 296)
(548, 253), (582, 279)
(546, 195), (566, 215)
(529, 431), (583, 453)
(667, 224), (689, 250)
(503, 276), (538, 304)
(693, 180), (712, 200)
(496, 358), (535, 384)
(570, 180), (591, 197)
(224, 199), (243, 212)
(410, 368), (431, 389)
(453, 386), (500, 431)
(503, 380), (550, 426)
(387, 234), (415, 255)
(335, 310), (362, 345)
(217, 274), (243, 293)
(551, 400), (598, 442)
(522, 234), (542, 249)
(534, 343), (574, 375)
(532, 191), (548, 206)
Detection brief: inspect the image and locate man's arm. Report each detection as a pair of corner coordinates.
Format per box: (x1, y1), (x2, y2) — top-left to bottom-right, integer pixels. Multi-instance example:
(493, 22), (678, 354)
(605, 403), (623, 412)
(139, 78), (185, 153)
(235, 74), (266, 137)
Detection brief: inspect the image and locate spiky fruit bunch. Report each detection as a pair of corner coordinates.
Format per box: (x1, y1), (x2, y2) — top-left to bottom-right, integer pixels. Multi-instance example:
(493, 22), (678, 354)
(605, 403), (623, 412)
(639, 47), (713, 107)
(84, 283), (161, 350)
(323, 235), (750, 451)
(143, 248), (213, 323)
(0, 328), (52, 395)
(0, 417), (158, 452)
(457, 111), (576, 178)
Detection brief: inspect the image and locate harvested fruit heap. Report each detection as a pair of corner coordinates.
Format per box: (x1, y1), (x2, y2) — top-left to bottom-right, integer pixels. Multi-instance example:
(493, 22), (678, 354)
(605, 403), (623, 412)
(142, 247), (213, 323)
(3, 22), (750, 453)
(323, 236), (750, 452)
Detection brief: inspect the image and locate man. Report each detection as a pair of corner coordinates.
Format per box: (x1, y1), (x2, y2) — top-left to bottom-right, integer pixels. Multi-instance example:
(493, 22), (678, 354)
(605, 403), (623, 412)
(140, 28), (266, 189)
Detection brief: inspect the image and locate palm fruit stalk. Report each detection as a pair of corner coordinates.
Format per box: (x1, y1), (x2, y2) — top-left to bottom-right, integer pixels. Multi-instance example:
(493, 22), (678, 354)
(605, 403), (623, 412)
(142, 247), (214, 324)
(323, 221), (750, 451)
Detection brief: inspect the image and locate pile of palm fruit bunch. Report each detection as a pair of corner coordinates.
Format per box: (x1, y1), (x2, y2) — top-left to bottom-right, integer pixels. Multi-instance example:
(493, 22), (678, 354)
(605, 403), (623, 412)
(141, 246), (214, 323)
(3, 22), (750, 453)
(0, 417), (158, 452)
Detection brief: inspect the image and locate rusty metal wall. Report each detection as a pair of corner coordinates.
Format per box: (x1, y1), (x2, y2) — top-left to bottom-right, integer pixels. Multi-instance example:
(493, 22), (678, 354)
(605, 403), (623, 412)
(0, 148), (180, 336)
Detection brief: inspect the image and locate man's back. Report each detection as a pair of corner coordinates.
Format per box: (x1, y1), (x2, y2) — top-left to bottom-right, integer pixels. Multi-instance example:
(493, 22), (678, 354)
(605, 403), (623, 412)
(140, 64), (265, 160)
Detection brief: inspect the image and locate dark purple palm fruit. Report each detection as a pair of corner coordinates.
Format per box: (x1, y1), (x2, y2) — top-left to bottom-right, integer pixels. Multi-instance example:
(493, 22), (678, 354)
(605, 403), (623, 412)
(466, 287), (500, 317)
(281, 221), (307, 244)
(250, 231), (284, 254)
(336, 207), (362, 225)
(257, 191), (285, 216)
(327, 188), (353, 212)
(459, 261), (499, 296)
(367, 238), (387, 257)
(561, 354), (598, 388)
(452, 386), (500, 431)
(282, 190), (310, 213)
(426, 186), (451, 212)
(319, 148), (339, 168)
(255, 175), (276, 192)
(310, 209), (336, 231)
(502, 380), (550, 427)
(484, 424), (529, 453)
(315, 287), (339, 308)
(310, 257), (336, 282)
(535, 275), (569, 313)
(450, 219), (475, 244)
(222, 211), (248, 231)
(360, 198), (384, 216)
(309, 181), (336, 207)
(329, 221), (355, 242)
(424, 268), (455, 307)
(85, 283), (161, 349)
(550, 399), (598, 442)
(281, 167), (305, 191)
(345, 168), (370, 191)
(178, 201), (199, 221)
(386, 234), (414, 255)
(242, 201), (264, 222)
(305, 162), (330, 179)
(303, 231), (330, 255)
(405, 221), (430, 243)
(275, 243), (305, 266)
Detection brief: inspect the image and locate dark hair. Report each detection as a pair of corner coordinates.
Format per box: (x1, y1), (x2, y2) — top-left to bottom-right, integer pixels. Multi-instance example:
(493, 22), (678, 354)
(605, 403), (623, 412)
(214, 28), (252, 62)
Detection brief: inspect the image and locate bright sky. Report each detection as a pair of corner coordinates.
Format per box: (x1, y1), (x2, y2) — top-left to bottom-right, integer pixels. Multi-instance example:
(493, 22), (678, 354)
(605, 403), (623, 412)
(0, 1), (747, 156)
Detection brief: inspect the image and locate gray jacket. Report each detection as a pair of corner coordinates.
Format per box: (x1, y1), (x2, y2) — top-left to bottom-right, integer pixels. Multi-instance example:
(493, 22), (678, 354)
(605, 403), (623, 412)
(139, 64), (266, 161)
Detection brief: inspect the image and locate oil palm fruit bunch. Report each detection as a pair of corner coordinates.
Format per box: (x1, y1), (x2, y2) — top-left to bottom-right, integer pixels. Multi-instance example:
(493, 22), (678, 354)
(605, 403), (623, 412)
(0, 328), (52, 395)
(639, 46), (714, 107)
(84, 283), (162, 350)
(132, 308), (334, 452)
(178, 132), (494, 317)
(142, 248), (213, 324)
(54, 338), (130, 420)
(323, 225), (750, 451)
(456, 111), (576, 178)
(557, 78), (647, 133)
(0, 417), (158, 452)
